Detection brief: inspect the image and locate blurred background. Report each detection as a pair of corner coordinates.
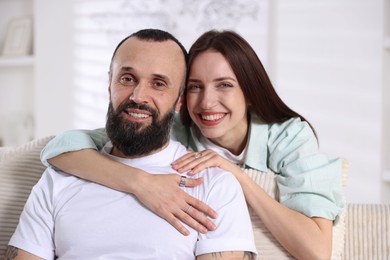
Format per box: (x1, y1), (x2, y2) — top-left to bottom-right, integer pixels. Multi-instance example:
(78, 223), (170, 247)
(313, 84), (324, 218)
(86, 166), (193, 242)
(0, 0), (388, 204)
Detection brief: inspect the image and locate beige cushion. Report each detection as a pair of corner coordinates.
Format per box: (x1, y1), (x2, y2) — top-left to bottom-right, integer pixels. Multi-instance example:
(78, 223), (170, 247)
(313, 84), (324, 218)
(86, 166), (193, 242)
(243, 158), (349, 259)
(344, 203), (390, 259)
(0, 136), (54, 259)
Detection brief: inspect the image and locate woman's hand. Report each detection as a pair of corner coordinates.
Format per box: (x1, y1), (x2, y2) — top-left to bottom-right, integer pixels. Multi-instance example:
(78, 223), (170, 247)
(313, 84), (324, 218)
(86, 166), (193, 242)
(133, 173), (218, 236)
(171, 149), (239, 176)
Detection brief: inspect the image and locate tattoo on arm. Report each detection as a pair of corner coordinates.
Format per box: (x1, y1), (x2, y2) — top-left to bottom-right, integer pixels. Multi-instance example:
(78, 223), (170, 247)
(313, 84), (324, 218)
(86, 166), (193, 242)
(210, 251), (253, 259)
(4, 246), (18, 260)
(243, 251), (253, 259)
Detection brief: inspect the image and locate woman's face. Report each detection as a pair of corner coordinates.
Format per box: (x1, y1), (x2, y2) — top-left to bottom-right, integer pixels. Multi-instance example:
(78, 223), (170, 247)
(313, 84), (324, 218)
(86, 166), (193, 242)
(186, 50), (248, 153)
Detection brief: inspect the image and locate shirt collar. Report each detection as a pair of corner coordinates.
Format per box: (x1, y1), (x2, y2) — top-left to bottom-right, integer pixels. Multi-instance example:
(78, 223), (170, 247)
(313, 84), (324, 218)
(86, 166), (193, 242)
(243, 113), (268, 172)
(190, 113), (269, 172)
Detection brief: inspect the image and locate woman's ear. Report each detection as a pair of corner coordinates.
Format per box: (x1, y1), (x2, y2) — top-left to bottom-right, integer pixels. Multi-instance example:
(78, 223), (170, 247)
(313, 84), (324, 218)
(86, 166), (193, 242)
(175, 95), (184, 112)
(246, 99), (252, 110)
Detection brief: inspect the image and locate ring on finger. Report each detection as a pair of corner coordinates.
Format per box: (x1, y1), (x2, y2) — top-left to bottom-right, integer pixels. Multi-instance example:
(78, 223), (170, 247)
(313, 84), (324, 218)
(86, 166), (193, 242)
(179, 176), (187, 187)
(185, 205), (192, 214)
(193, 152), (203, 159)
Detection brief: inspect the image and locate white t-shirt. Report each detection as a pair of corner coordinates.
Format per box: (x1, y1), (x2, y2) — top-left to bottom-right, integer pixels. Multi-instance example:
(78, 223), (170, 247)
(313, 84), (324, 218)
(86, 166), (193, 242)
(10, 140), (257, 259)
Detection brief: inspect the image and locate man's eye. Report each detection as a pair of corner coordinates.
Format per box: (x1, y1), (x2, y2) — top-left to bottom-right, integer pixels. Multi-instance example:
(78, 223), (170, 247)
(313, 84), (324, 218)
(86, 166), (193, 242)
(120, 75), (135, 85)
(153, 81), (166, 88)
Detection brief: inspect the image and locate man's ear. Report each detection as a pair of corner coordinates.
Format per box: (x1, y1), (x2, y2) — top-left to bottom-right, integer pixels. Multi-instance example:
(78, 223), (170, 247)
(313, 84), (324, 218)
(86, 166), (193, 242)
(108, 71), (112, 97)
(175, 95), (183, 112)
(108, 84), (111, 97)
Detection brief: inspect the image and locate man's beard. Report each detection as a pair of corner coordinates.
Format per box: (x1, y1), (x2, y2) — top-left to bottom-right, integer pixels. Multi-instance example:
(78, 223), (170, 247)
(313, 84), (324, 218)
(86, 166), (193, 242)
(105, 101), (175, 157)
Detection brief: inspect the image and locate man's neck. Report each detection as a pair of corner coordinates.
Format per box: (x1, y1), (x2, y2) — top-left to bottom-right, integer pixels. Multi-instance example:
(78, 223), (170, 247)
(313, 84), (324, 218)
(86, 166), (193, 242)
(110, 141), (170, 159)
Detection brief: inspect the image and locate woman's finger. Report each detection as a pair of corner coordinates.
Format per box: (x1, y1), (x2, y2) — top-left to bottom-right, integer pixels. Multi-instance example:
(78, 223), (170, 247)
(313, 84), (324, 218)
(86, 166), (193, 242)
(172, 151), (198, 165)
(172, 151), (210, 172)
(172, 149), (212, 166)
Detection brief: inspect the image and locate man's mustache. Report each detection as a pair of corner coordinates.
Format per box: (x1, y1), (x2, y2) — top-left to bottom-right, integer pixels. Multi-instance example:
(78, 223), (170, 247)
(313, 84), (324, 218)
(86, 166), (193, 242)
(117, 101), (157, 117)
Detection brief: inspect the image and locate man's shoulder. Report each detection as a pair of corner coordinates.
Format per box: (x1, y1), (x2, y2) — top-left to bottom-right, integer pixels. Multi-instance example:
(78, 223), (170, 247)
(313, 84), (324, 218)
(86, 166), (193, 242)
(168, 139), (189, 157)
(199, 167), (241, 189)
(41, 167), (84, 194)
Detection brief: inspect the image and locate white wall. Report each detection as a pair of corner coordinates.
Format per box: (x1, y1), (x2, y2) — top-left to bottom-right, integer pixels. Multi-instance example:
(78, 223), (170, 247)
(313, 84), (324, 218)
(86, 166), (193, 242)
(0, 0), (34, 146)
(272, 0), (385, 203)
(33, 0), (74, 138)
(382, 0), (390, 201)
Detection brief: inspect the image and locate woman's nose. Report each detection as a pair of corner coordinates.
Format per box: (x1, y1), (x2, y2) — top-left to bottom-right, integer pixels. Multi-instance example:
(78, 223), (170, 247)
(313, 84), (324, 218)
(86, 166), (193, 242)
(199, 88), (217, 109)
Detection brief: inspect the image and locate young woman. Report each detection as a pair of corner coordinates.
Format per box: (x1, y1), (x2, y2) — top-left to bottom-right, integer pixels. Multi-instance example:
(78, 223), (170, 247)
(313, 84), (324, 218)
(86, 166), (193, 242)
(41, 30), (343, 259)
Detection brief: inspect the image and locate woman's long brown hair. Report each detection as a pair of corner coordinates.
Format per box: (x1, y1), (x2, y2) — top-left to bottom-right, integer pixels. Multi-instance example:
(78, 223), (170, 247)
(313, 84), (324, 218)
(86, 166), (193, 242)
(180, 30), (316, 138)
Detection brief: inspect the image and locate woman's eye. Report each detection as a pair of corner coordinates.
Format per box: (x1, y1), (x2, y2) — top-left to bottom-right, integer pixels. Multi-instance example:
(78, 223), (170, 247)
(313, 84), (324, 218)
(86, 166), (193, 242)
(219, 82), (233, 88)
(187, 84), (202, 91)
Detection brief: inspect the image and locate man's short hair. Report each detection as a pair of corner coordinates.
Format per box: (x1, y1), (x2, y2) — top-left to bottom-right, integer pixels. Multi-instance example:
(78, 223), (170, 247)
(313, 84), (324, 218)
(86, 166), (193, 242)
(109, 29), (188, 71)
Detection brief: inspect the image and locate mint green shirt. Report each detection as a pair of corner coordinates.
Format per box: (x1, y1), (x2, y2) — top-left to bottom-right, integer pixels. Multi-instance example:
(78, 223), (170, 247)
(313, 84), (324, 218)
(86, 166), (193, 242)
(41, 113), (344, 220)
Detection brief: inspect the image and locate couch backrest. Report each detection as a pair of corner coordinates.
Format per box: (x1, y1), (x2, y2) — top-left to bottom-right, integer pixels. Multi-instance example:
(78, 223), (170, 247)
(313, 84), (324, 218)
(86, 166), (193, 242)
(0, 136), (54, 259)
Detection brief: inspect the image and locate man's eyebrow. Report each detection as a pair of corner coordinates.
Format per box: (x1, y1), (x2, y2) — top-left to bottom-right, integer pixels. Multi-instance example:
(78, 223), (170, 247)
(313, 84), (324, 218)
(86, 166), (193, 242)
(153, 73), (171, 83)
(120, 67), (169, 81)
(120, 66), (134, 71)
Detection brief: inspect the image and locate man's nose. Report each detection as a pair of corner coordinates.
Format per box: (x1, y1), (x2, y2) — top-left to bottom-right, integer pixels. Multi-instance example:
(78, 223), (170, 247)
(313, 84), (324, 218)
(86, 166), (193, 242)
(130, 83), (149, 104)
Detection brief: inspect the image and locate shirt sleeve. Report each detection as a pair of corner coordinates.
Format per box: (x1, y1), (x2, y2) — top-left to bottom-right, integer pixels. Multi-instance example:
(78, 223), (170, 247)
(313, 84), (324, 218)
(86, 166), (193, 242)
(8, 170), (56, 259)
(40, 128), (108, 167)
(267, 118), (344, 220)
(194, 170), (258, 257)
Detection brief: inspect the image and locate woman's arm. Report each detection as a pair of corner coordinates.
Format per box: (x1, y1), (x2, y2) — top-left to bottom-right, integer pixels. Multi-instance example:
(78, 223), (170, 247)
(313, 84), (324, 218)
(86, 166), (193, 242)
(235, 169), (333, 260)
(172, 150), (333, 259)
(42, 130), (218, 235)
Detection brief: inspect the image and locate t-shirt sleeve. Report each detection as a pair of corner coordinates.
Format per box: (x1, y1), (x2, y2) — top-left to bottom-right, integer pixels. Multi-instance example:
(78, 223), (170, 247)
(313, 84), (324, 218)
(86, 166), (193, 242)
(267, 117), (344, 220)
(40, 128), (108, 167)
(8, 170), (56, 259)
(195, 170), (257, 257)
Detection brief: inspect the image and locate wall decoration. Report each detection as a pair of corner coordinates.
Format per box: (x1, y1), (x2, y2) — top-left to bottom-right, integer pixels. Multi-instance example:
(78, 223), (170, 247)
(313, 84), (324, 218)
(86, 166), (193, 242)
(1, 16), (33, 56)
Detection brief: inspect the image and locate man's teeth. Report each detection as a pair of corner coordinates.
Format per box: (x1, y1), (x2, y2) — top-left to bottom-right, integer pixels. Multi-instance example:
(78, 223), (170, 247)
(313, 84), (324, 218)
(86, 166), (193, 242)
(128, 112), (149, 118)
(201, 114), (224, 121)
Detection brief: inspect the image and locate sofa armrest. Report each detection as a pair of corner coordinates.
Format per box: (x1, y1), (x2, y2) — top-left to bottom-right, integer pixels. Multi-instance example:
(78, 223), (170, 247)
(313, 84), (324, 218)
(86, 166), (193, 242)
(343, 204), (390, 259)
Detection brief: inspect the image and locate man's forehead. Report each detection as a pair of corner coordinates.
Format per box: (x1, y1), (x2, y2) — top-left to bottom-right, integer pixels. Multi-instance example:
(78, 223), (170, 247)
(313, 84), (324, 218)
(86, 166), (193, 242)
(112, 37), (186, 80)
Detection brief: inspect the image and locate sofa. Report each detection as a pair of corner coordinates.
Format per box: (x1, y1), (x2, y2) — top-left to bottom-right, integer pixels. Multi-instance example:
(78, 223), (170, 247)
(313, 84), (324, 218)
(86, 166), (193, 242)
(0, 136), (389, 259)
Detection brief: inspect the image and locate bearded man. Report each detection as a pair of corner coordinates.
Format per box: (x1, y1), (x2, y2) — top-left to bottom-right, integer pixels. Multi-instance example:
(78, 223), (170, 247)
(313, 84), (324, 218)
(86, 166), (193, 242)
(6, 29), (256, 260)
